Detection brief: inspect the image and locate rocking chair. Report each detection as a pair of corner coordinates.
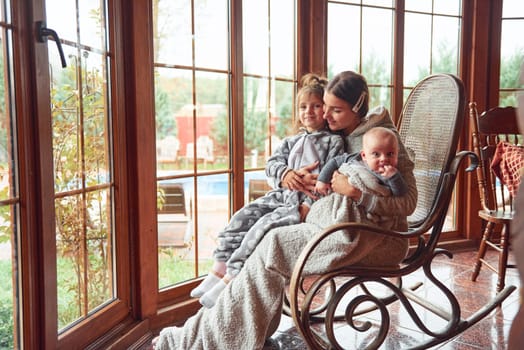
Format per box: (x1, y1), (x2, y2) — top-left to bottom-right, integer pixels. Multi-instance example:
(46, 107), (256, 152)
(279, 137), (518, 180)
(287, 74), (516, 349)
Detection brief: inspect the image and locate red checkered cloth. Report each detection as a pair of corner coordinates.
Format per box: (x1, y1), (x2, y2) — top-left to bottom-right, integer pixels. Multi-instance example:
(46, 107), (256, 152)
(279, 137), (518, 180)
(491, 141), (524, 197)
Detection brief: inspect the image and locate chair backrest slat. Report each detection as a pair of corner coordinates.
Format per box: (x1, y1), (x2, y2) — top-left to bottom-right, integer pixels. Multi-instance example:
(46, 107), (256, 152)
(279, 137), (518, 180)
(470, 104), (520, 213)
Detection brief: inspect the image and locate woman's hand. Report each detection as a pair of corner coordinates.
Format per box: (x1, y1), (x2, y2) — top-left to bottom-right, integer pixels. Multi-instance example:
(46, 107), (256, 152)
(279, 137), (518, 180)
(331, 171), (362, 202)
(281, 161), (319, 199)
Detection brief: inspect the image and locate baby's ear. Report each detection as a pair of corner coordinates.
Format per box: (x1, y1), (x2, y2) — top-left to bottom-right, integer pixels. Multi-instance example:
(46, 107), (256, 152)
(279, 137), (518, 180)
(360, 150), (366, 159)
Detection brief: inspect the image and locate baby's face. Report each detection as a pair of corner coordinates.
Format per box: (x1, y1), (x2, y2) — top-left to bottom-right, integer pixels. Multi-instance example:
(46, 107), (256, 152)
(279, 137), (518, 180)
(361, 134), (399, 173)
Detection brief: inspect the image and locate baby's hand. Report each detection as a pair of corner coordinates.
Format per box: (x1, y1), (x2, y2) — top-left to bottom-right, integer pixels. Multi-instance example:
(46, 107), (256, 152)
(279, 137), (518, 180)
(315, 181), (331, 195)
(381, 165), (398, 178)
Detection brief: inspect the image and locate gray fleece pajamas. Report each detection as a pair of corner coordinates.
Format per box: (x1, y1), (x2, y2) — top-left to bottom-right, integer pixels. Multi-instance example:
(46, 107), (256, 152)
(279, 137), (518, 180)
(215, 129), (345, 277)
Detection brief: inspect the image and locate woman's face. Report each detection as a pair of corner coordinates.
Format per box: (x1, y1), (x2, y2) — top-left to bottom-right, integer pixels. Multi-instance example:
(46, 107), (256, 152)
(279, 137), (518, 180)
(322, 92), (361, 134)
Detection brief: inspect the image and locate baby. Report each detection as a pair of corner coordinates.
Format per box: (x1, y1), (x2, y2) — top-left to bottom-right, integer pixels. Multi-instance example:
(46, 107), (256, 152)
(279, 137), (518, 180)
(315, 126), (408, 200)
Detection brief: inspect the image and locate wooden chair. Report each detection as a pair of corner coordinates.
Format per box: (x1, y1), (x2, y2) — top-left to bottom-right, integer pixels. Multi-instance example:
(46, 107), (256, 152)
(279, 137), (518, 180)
(157, 183), (193, 248)
(287, 75), (517, 349)
(248, 179), (272, 202)
(469, 103), (520, 292)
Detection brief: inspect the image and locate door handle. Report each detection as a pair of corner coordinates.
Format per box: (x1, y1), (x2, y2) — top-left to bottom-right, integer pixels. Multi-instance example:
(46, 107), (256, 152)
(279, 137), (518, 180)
(36, 21), (67, 68)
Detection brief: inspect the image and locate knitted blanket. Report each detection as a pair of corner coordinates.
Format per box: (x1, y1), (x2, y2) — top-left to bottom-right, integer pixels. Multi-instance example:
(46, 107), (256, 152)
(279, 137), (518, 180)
(491, 141), (524, 197)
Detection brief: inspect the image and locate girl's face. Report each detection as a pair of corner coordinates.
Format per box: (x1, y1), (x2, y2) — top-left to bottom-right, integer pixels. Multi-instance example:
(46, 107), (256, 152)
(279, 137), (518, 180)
(322, 92), (361, 135)
(298, 93), (326, 132)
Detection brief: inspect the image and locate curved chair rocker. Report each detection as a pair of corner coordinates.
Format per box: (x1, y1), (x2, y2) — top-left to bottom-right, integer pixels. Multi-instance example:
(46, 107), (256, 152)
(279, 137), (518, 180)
(286, 74), (516, 349)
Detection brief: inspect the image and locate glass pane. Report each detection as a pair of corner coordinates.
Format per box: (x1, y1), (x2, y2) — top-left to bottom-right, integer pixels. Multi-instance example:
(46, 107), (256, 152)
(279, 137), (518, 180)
(434, 0), (462, 16)
(361, 7), (393, 85)
(500, 20), (524, 89)
(270, 0), (295, 78)
(245, 170), (269, 202)
(47, 0), (114, 331)
(269, 80), (294, 160)
(363, 0), (393, 6)
(194, 0), (229, 69)
(369, 86), (391, 113)
(500, 16), (524, 106)
(404, 12), (431, 85)
(196, 71), (229, 171)
(499, 90), (521, 107)
(327, 3), (361, 76)
(155, 68), (193, 174)
(503, 0), (524, 18)
(0, 2), (19, 346)
(432, 16), (460, 75)
(154, 0), (192, 65)
(405, 0), (432, 12)
(46, 1), (77, 43)
(243, 0), (269, 75)
(244, 77), (269, 170)
(158, 176), (195, 288)
(78, 1), (107, 50)
(194, 174), (229, 277)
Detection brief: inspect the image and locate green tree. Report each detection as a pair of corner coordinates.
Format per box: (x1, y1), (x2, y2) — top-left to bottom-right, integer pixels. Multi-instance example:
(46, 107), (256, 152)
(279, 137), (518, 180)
(500, 48), (524, 107)
(52, 56), (112, 328)
(155, 87), (176, 139)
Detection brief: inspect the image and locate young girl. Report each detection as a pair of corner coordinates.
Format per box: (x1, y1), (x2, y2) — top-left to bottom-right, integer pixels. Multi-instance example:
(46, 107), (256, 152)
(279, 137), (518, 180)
(190, 73), (345, 308)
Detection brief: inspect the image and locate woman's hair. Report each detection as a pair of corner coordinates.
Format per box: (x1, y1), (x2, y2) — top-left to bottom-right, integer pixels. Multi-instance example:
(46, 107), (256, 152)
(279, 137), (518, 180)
(326, 71), (369, 118)
(294, 73), (329, 131)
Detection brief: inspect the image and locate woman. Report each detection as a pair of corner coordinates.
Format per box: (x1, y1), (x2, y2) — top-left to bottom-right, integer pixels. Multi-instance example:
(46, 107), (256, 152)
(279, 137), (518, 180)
(153, 71), (417, 349)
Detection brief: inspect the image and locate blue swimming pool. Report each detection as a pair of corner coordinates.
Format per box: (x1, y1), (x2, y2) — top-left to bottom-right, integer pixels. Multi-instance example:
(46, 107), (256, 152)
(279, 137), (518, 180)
(158, 171), (267, 196)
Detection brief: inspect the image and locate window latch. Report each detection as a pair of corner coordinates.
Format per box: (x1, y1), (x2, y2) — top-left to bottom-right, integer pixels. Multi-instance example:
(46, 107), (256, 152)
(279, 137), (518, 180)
(36, 21), (67, 68)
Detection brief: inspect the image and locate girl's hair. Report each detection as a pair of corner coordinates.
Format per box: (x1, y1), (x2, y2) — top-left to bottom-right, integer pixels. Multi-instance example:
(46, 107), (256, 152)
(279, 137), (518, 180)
(326, 71), (369, 118)
(297, 73), (329, 102)
(294, 73), (329, 131)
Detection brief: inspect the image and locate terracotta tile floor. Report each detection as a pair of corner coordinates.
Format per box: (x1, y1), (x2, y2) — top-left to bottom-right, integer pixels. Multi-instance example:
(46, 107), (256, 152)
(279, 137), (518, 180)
(264, 249), (521, 349)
